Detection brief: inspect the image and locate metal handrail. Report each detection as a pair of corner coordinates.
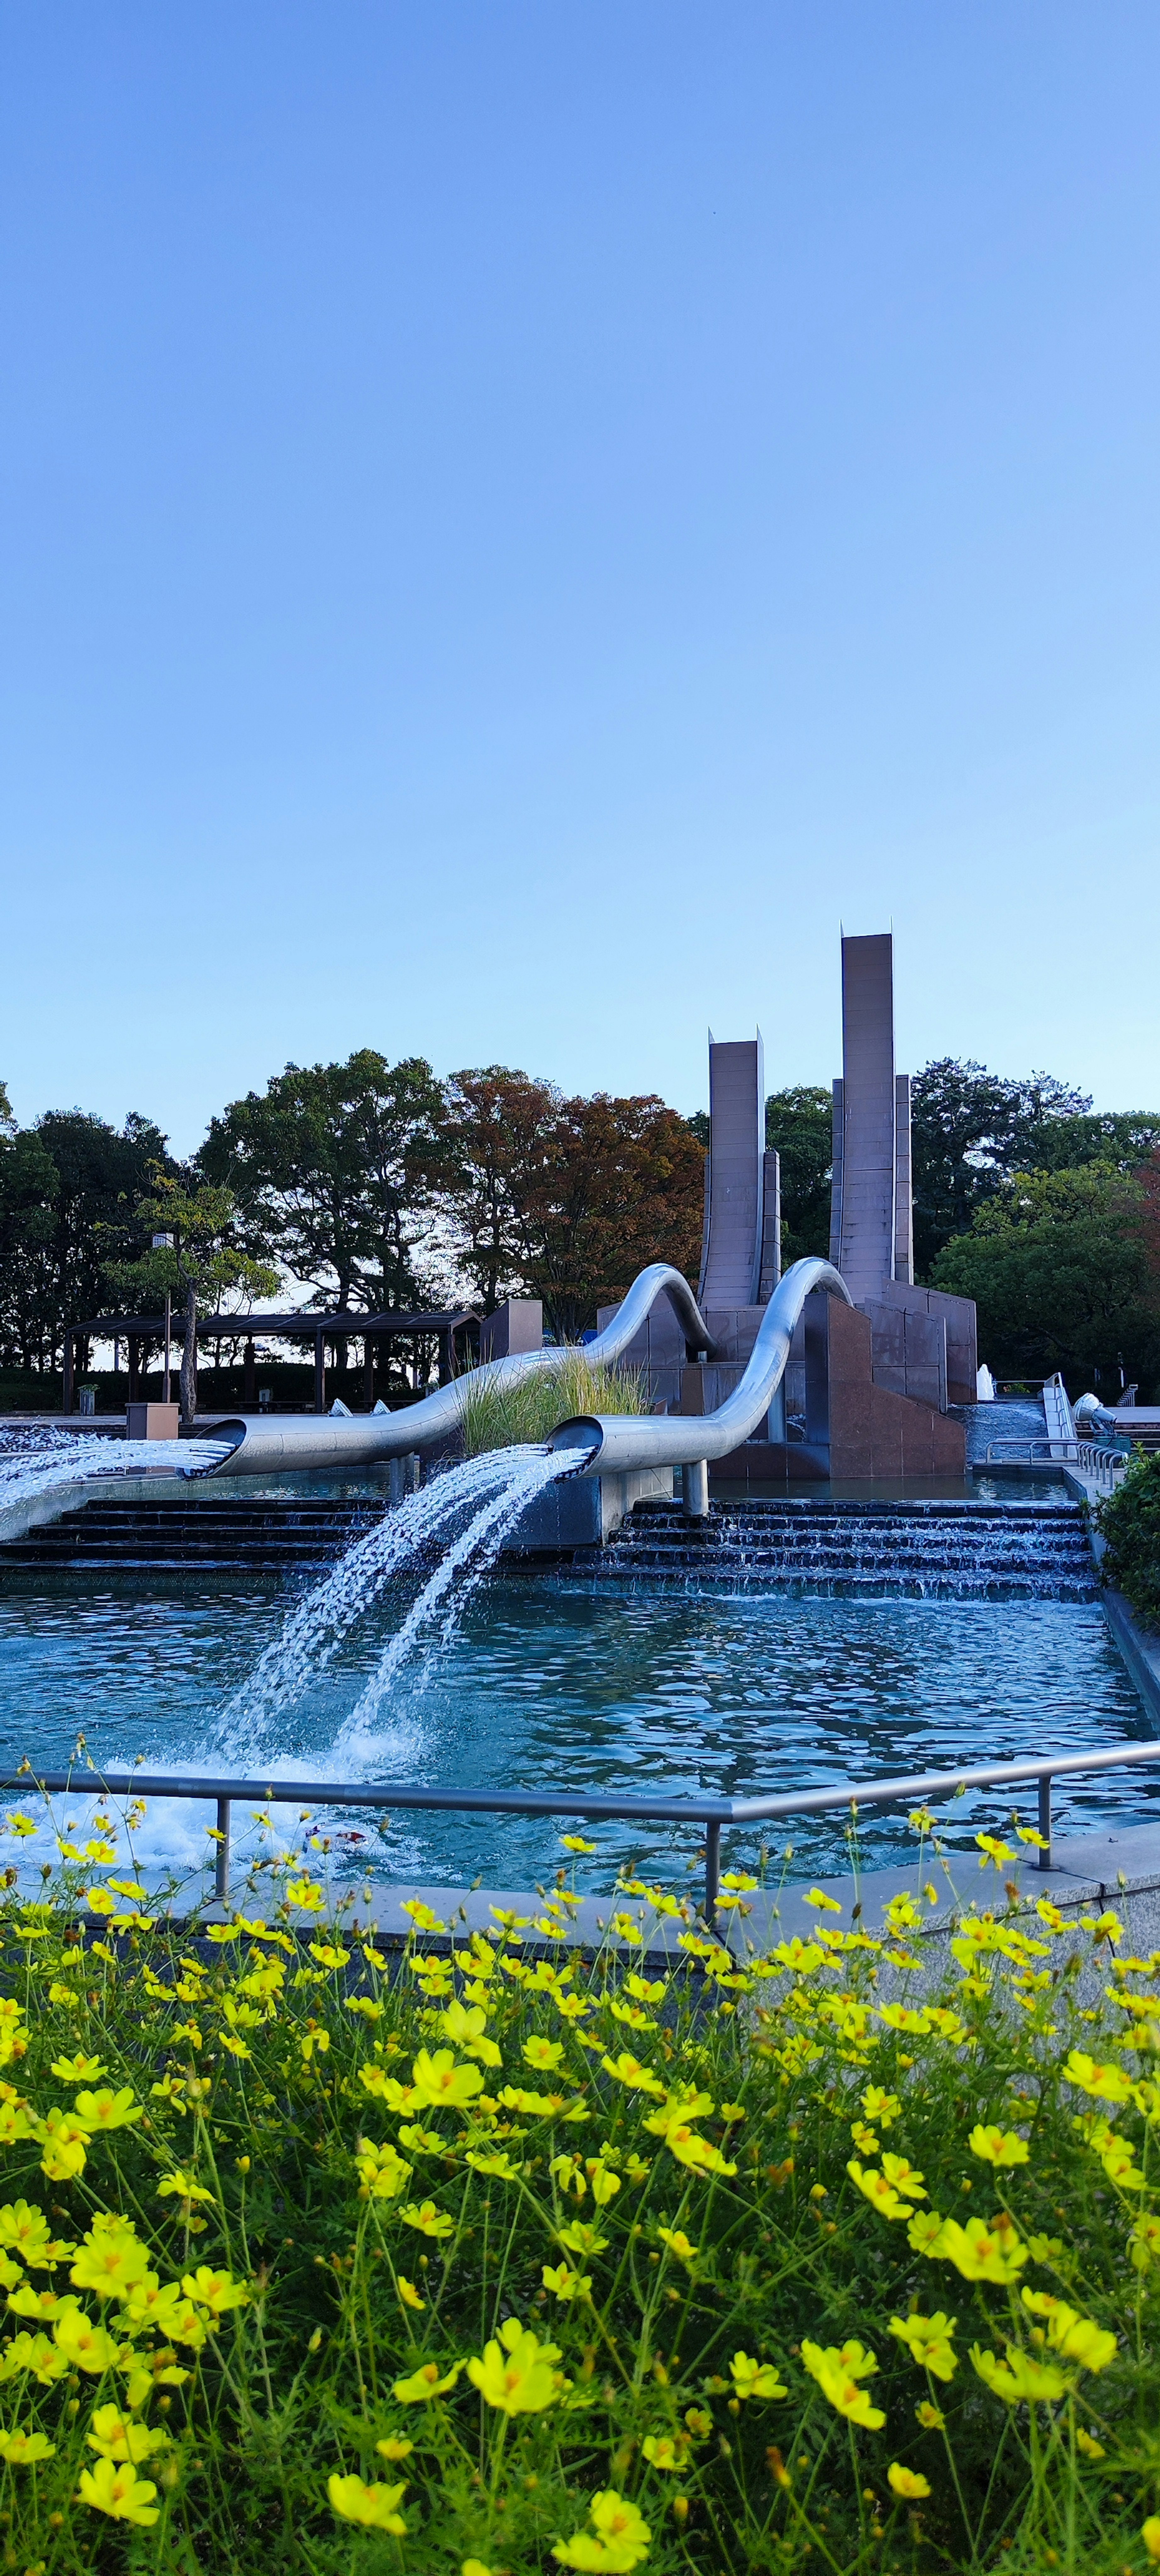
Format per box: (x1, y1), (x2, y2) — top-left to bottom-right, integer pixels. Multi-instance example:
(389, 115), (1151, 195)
(6, 1737), (1160, 1928)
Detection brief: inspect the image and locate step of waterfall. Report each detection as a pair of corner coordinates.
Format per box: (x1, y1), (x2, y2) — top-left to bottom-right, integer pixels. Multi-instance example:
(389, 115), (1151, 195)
(590, 1497), (1096, 1601)
(0, 1496), (388, 1573)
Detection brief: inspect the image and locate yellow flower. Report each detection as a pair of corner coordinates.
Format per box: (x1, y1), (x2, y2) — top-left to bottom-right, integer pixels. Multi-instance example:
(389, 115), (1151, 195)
(803, 1886), (842, 1913)
(354, 2140), (413, 2203)
(376, 2436), (414, 2460)
(1020, 2291), (1116, 2373)
(801, 2340), (885, 2429)
(39, 2108), (88, 2182)
(77, 2458), (160, 2524)
(558, 2220), (610, 2256)
(933, 2215), (1028, 2283)
(887, 2462), (931, 2499)
(327, 2473), (408, 2532)
(915, 2400), (944, 2429)
(847, 2159), (908, 2221)
(880, 2152), (926, 2200)
(542, 2262), (591, 2301)
(656, 2228), (698, 2267)
(70, 2229), (152, 2302)
(392, 2358), (463, 2402)
(0, 2330), (68, 2386)
(49, 2054), (107, 2084)
(466, 2149), (520, 2181)
(0, 2426), (55, 2463)
(400, 2200), (454, 2240)
(524, 2034), (566, 2072)
(976, 1833), (1016, 1868)
(907, 2208), (946, 2256)
(971, 2342), (1074, 2404)
(410, 2049), (485, 2111)
(729, 2350), (787, 2400)
(862, 2087), (900, 2127)
(1074, 2426), (1105, 2458)
(157, 2169), (215, 2207)
(467, 2318), (561, 2415)
(397, 2275), (426, 2311)
(181, 2267), (248, 2319)
(462, 2562), (496, 2576)
(601, 2052), (666, 2098)
(642, 2433), (685, 2470)
(552, 2488), (651, 2571)
(53, 2307), (121, 2373)
(1142, 2516), (1160, 2562)
(85, 2404), (168, 2464)
(561, 1835), (597, 1853)
(889, 2310), (958, 2381)
(1063, 2049), (1132, 2104)
(969, 2125), (1030, 2167)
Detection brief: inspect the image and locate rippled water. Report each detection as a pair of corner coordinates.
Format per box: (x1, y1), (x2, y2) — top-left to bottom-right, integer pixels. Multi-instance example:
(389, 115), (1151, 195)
(0, 1574), (1149, 1891)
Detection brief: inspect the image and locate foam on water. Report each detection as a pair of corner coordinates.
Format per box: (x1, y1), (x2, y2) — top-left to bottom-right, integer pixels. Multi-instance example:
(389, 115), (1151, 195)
(218, 1444), (580, 1759)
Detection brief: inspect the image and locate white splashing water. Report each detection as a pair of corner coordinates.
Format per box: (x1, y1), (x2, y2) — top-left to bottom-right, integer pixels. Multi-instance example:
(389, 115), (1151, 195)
(218, 1444), (584, 1753)
(0, 1432), (237, 1512)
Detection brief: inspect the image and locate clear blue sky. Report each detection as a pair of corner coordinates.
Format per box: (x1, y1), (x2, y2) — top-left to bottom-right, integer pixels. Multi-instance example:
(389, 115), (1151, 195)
(3, 3), (1158, 1153)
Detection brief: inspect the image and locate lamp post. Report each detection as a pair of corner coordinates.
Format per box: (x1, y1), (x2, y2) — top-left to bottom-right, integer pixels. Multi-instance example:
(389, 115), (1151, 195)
(152, 1235), (174, 1403)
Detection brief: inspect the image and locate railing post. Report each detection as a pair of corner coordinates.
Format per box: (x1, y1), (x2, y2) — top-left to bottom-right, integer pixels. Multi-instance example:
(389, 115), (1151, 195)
(1037, 1774), (1051, 1870)
(704, 1818), (721, 1929)
(215, 1798), (231, 1905)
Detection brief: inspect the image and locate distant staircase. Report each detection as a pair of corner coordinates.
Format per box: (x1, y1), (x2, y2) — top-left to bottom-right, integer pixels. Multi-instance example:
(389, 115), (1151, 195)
(588, 1496), (1096, 1602)
(0, 1496), (386, 1574)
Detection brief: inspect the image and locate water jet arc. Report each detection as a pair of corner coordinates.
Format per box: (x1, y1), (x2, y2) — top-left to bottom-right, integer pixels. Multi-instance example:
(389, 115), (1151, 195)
(196, 1263), (719, 1478)
(547, 1258), (853, 1475)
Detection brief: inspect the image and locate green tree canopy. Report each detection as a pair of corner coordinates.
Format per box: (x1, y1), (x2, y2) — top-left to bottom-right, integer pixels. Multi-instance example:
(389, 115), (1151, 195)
(931, 1163), (1159, 1395)
(0, 1107), (172, 1373)
(200, 1052), (449, 1318)
(104, 1172), (278, 1423)
(764, 1086), (833, 1262)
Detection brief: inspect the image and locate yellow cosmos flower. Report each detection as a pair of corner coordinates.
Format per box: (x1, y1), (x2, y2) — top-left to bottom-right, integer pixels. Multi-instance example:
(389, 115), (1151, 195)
(887, 2463), (931, 2499)
(53, 2308), (121, 2374)
(157, 2169), (215, 2208)
(1063, 2050), (1132, 2104)
(40, 2108), (88, 2182)
(0, 2331), (68, 2386)
(399, 2201), (454, 2239)
(524, 2033), (566, 2072)
(915, 2400), (944, 2429)
(542, 2262), (591, 2301)
(392, 2359), (463, 2402)
(552, 2487), (651, 2571)
(729, 2350), (787, 2400)
(801, 2339), (885, 2429)
(396, 2276), (426, 2311)
(467, 2318), (561, 2415)
(969, 2125), (1030, 2167)
(601, 2052), (665, 2097)
(933, 2215), (1028, 2283)
(1075, 2427), (1105, 2458)
(354, 2140), (413, 2203)
(560, 1835), (597, 1853)
(1142, 2516), (1160, 2562)
(376, 2437), (414, 2461)
(181, 2267), (248, 2319)
(410, 2049), (485, 2111)
(642, 2433), (686, 2470)
(889, 2311), (958, 2381)
(1021, 2291), (1116, 2372)
(327, 2473), (408, 2532)
(70, 2232), (152, 2301)
(656, 2228), (698, 2266)
(0, 2202), (53, 2265)
(49, 2054), (107, 2084)
(466, 2150), (520, 2181)
(86, 2404), (168, 2464)
(77, 2458), (160, 2524)
(558, 2220), (609, 2256)
(0, 2426), (55, 2464)
(971, 2343), (1073, 2404)
(847, 2159), (909, 2221)
(862, 2087), (900, 2127)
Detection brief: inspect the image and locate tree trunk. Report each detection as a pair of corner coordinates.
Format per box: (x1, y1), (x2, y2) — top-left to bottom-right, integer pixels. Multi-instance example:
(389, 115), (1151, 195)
(180, 1282), (198, 1424)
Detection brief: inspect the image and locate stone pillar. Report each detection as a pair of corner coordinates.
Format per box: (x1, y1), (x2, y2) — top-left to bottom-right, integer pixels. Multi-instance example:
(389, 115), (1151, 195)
(313, 1331), (326, 1413)
(479, 1301), (543, 1362)
(699, 1035), (766, 1309)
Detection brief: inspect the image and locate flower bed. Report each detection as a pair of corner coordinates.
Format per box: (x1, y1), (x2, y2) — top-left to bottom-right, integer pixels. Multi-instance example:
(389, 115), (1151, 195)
(0, 1805), (1157, 2571)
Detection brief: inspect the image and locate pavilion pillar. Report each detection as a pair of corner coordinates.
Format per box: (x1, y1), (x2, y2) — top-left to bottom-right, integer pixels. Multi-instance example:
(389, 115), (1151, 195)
(62, 1332), (75, 1416)
(439, 1329), (453, 1386)
(243, 1339), (256, 1406)
(128, 1338), (142, 1403)
(314, 1331), (326, 1413)
(364, 1333), (376, 1408)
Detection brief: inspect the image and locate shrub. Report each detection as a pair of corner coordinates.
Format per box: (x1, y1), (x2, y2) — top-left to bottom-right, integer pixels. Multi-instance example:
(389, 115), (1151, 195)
(1097, 1451), (1160, 1630)
(0, 1803), (1156, 2571)
(461, 1352), (648, 1455)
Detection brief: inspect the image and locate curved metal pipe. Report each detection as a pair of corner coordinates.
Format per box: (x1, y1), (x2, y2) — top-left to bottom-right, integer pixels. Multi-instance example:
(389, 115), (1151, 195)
(546, 1257), (852, 1474)
(195, 1264), (719, 1479)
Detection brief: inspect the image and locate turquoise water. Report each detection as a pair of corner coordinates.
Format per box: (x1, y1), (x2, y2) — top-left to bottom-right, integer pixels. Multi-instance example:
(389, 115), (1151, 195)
(0, 1573), (1149, 1892)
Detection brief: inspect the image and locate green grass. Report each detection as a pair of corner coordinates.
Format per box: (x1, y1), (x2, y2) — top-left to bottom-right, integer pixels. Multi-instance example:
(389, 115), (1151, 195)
(0, 1797), (1156, 2571)
(460, 1351), (650, 1455)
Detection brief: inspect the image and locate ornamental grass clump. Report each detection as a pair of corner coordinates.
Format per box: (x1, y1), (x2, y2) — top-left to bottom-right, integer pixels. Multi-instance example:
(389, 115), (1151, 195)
(461, 1353), (648, 1455)
(0, 1800), (1157, 2568)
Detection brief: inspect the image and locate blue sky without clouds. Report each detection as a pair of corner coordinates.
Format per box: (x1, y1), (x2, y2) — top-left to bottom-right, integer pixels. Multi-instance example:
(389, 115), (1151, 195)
(2, 3), (1158, 1152)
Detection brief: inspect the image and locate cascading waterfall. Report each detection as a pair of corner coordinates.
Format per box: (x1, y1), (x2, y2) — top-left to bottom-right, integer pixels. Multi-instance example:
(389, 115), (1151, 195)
(0, 1428), (236, 1512)
(218, 1444), (583, 1753)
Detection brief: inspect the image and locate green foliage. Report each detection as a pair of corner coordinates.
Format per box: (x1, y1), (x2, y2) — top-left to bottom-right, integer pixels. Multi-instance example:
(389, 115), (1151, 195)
(104, 1172), (279, 1421)
(932, 1164), (1159, 1395)
(764, 1087), (833, 1262)
(0, 1109), (171, 1375)
(200, 1052), (450, 1315)
(461, 1353), (649, 1453)
(1097, 1451), (1160, 1630)
(0, 1808), (1155, 2573)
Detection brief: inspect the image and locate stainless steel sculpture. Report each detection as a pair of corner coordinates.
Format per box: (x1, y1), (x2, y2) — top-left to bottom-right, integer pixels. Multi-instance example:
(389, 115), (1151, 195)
(547, 1258), (852, 1488)
(198, 1263), (720, 1479)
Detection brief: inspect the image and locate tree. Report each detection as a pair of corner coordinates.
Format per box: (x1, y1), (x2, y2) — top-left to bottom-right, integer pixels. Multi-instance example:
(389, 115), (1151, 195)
(104, 1173), (278, 1423)
(0, 1107), (171, 1374)
(441, 1075), (705, 1339)
(764, 1087), (833, 1262)
(931, 1164), (1159, 1395)
(200, 1053), (449, 1334)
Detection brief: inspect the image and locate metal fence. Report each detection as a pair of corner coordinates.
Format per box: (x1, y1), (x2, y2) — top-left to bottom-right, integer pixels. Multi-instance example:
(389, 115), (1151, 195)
(6, 1737), (1160, 1928)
